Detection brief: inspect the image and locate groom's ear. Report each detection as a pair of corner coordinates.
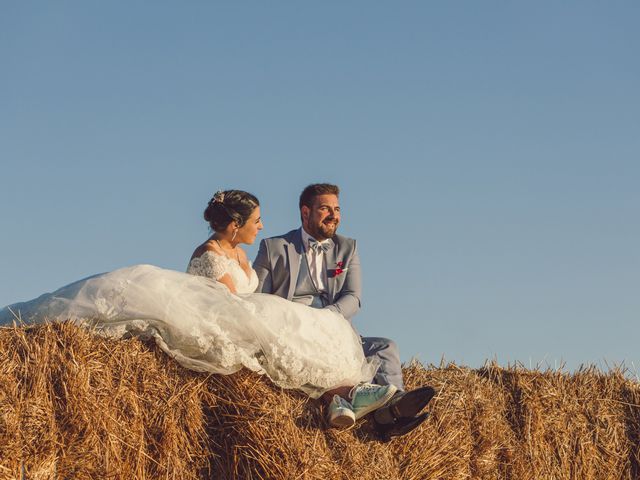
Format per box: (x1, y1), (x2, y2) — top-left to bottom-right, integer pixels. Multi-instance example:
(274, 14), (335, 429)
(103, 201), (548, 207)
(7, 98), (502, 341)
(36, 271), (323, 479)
(300, 205), (310, 222)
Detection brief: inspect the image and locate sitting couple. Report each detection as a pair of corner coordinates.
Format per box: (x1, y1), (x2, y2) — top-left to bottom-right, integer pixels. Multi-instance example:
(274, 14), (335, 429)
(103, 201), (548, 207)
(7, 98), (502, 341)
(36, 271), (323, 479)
(188, 183), (435, 440)
(0, 183), (434, 441)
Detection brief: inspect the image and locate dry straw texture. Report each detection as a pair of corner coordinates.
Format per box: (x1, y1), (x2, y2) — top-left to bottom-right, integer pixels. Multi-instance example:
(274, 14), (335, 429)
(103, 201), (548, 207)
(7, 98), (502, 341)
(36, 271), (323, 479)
(1, 321), (639, 479)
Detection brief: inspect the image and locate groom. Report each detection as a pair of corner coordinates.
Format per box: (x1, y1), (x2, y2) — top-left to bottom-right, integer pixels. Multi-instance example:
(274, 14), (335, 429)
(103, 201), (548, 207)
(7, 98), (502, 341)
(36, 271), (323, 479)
(254, 183), (434, 440)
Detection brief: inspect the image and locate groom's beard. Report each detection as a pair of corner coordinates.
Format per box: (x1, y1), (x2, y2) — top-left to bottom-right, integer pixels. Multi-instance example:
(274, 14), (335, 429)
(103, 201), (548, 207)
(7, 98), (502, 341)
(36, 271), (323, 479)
(309, 219), (339, 240)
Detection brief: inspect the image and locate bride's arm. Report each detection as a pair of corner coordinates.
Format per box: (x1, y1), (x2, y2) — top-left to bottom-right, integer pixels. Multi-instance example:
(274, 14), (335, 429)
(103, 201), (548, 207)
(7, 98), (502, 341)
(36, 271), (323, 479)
(205, 245), (239, 294)
(216, 273), (237, 294)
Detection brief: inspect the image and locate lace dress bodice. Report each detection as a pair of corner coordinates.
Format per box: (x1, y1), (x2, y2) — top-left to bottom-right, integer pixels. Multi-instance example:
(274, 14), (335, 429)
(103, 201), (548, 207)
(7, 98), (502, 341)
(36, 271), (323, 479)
(186, 251), (259, 294)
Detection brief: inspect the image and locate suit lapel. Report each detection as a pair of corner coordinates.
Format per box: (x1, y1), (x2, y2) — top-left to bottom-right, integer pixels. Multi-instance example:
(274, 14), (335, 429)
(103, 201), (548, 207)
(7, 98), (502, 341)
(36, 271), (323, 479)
(325, 238), (337, 301)
(286, 229), (304, 300)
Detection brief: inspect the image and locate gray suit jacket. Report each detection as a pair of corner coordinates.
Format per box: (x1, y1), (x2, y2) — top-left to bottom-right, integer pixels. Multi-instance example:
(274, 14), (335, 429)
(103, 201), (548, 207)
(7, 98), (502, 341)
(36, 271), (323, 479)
(254, 228), (361, 320)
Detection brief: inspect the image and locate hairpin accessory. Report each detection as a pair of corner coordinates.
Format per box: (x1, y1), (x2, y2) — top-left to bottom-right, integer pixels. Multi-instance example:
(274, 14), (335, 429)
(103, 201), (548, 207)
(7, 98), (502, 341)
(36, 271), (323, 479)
(213, 191), (225, 204)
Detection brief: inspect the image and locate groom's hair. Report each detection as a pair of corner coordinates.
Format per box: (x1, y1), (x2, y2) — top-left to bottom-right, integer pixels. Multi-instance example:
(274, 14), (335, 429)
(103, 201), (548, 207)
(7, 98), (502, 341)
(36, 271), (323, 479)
(299, 183), (340, 209)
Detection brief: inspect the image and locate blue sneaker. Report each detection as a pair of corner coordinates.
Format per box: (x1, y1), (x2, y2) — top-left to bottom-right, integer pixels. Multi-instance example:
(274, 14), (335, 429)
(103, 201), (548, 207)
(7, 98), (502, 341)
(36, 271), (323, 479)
(350, 383), (398, 420)
(328, 394), (355, 428)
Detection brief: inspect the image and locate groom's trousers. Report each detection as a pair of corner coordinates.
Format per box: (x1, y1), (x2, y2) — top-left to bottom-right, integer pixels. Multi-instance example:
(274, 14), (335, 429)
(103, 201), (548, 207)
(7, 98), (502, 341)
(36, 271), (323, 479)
(361, 337), (405, 391)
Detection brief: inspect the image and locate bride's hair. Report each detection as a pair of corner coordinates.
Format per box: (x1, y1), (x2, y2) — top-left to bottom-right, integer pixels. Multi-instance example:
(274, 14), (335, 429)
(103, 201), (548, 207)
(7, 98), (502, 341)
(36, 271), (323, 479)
(204, 190), (260, 232)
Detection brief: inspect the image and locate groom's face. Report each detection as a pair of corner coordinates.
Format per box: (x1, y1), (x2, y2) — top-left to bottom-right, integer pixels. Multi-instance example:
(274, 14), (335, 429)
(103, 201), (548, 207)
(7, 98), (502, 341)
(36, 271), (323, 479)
(302, 194), (341, 240)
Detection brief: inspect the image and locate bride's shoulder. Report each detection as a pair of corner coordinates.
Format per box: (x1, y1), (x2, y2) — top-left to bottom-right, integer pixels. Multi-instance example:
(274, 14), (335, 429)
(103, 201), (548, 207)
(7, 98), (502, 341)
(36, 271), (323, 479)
(203, 240), (225, 255)
(191, 240), (224, 261)
(187, 243), (230, 277)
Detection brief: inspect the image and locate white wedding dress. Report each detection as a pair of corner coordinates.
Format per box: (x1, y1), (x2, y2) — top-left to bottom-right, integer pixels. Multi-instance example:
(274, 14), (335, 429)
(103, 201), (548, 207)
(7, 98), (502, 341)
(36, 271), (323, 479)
(0, 253), (377, 398)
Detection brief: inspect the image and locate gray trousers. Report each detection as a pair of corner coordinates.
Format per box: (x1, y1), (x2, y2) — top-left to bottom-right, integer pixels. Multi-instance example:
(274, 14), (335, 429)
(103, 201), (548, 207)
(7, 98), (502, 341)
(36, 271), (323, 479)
(361, 336), (404, 391)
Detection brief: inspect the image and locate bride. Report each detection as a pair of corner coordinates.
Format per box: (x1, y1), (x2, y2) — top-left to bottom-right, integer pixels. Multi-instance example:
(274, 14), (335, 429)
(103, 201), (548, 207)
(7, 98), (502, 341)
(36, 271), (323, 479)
(0, 190), (395, 428)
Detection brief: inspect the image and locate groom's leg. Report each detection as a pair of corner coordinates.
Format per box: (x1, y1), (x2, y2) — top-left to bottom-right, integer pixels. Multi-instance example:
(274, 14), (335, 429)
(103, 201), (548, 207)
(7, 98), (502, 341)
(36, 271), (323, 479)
(361, 336), (405, 391)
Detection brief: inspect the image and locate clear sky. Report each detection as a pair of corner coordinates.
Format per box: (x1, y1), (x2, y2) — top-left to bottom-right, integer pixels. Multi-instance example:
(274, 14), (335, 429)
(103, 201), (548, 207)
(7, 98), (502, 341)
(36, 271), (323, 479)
(2, 2), (638, 371)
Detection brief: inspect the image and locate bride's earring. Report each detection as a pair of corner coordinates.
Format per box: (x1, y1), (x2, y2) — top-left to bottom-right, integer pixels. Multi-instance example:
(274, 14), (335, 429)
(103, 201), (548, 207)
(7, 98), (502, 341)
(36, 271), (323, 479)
(231, 229), (238, 241)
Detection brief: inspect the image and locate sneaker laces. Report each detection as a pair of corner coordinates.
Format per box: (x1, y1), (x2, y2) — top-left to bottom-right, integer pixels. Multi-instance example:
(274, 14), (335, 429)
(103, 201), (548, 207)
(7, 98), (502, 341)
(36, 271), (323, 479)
(332, 394), (351, 408)
(348, 382), (378, 400)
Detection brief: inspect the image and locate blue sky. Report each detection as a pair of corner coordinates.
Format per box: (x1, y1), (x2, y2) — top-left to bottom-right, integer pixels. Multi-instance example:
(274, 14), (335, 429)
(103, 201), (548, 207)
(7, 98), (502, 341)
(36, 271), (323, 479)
(1, 2), (638, 371)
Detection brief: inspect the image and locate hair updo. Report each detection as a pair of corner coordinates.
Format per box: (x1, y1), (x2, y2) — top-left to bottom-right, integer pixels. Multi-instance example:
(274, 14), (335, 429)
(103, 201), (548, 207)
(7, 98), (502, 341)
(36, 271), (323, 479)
(204, 190), (260, 232)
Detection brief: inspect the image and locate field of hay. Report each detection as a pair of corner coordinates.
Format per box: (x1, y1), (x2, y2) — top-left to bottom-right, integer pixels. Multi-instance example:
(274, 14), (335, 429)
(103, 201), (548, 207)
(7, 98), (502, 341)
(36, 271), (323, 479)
(1, 322), (639, 480)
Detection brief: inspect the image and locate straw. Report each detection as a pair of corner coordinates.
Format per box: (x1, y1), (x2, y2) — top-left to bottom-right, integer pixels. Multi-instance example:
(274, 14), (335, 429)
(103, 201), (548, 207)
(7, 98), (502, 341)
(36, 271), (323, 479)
(1, 322), (639, 479)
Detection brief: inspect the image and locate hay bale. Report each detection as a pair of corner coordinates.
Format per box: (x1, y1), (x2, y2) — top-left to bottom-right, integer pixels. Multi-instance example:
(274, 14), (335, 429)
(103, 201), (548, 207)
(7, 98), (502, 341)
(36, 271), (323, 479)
(1, 322), (639, 479)
(0, 322), (207, 480)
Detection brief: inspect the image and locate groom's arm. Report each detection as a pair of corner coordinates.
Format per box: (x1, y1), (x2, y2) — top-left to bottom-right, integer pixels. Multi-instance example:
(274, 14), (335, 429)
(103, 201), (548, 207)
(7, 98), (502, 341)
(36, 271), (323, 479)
(325, 245), (361, 321)
(253, 239), (273, 293)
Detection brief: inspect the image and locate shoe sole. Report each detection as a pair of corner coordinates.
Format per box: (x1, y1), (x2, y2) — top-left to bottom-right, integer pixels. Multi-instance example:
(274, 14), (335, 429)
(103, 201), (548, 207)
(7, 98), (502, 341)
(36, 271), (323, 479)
(373, 386), (436, 425)
(391, 386), (436, 419)
(354, 385), (398, 420)
(377, 412), (429, 442)
(329, 412), (356, 429)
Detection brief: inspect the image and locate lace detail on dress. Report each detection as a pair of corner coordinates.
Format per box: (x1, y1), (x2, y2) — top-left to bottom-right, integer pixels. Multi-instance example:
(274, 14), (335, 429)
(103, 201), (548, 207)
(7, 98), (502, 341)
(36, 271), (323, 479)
(245, 294), (380, 393)
(187, 251), (258, 294)
(187, 251), (228, 280)
(93, 279), (129, 320)
(1, 264), (377, 399)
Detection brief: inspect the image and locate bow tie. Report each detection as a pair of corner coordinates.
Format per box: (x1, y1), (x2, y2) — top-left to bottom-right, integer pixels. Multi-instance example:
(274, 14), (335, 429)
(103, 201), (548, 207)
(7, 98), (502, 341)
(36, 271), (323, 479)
(309, 239), (331, 253)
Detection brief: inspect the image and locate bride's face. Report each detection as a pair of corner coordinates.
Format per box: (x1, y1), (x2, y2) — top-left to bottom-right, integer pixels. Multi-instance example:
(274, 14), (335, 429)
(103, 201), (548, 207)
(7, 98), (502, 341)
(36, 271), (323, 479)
(236, 206), (263, 245)
(302, 194), (341, 240)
